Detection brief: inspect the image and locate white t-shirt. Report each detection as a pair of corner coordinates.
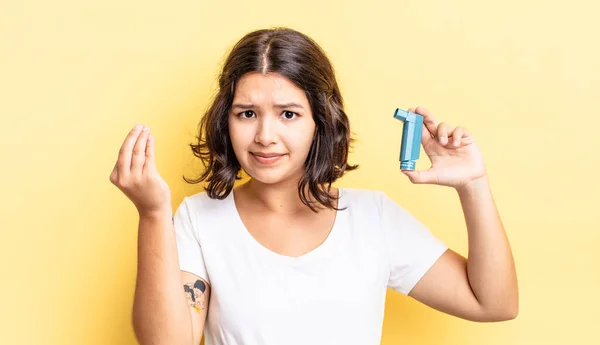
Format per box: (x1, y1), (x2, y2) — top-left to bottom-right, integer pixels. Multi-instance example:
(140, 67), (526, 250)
(173, 187), (448, 345)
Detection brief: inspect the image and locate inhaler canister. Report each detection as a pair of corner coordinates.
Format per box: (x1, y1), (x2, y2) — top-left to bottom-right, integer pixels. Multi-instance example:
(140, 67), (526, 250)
(393, 108), (424, 170)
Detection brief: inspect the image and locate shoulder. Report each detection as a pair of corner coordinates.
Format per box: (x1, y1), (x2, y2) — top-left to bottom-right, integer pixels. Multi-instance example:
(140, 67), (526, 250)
(341, 187), (412, 219)
(340, 187), (389, 207)
(174, 190), (237, 237)
(339, 187), (392, 219)
(178, 190), (233, 217)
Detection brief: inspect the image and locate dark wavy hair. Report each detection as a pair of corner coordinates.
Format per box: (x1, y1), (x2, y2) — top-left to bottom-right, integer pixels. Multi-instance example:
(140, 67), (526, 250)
(183, 27), (358, 212)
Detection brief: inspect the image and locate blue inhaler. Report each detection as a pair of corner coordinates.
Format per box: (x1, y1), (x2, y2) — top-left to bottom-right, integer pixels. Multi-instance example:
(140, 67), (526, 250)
(393, 108), (424, 170)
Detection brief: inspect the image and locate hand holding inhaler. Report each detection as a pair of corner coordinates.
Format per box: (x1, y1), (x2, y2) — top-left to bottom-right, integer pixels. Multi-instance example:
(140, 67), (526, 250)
(392, 106), (487, 189)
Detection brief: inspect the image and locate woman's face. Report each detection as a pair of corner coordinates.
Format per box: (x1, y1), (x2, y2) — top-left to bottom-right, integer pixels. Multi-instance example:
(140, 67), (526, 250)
(228, 72), (316, 186)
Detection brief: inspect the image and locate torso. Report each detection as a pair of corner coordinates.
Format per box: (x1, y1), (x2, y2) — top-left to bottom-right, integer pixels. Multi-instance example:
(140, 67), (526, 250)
(177, 187), (447, 345)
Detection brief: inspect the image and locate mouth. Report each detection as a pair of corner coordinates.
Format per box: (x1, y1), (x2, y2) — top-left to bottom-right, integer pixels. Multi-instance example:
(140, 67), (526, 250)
(250, 152), (286, 165)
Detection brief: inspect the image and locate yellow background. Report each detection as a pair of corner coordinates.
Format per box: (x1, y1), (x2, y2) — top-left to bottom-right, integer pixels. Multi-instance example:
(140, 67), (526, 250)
(2, 0), (599, 344)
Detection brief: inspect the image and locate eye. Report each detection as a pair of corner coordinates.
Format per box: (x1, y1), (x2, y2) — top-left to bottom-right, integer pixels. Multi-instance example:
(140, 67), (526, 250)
(238, 110), (255, 119)
(282, 111), (298, 120)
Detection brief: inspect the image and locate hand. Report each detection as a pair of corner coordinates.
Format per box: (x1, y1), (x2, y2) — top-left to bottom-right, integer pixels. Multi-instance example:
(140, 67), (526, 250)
(109, 124), (172, 217)
(401, 106), (487, 189)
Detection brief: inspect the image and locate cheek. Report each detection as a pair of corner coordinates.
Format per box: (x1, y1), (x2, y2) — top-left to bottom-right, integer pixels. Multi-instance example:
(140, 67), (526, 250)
(287, 128), (315, 155)
(228, 122), (248, 148)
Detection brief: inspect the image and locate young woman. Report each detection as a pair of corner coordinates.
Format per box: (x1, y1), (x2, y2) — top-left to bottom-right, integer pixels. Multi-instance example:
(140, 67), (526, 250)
(110, 27), (518, 345)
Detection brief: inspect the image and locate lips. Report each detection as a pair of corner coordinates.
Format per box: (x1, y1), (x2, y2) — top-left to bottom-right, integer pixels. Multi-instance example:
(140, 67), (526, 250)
(252, 152), (283, 158)
(251, 152), (285, 165)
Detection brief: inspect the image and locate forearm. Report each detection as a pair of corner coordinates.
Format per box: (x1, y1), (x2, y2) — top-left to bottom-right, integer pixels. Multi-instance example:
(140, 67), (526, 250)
(457, 176), (518, 318)
(132, 210), (193, 345)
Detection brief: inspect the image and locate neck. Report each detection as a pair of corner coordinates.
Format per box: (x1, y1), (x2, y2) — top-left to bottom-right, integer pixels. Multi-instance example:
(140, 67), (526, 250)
(240, 178), (336, 215)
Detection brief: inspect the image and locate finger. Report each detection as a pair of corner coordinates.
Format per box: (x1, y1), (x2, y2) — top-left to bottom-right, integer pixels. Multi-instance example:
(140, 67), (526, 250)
(117, 124), (144, 177)
(401, 169), (438, 184)
(461, 128), (475, 144)
(450, 126), (465, 147)
(437, 122), (451, 146)
(109, 163), (118, 185)
(131, 126), (150, 177)
(143, 134), (156, 175)
(409, 108), (434, 147)
(413, 106), (439, 139)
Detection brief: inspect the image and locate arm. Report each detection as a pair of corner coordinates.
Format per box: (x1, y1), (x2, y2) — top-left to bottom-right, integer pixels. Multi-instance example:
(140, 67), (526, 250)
(400, 106), (518, 322)
(132, 211), (196, 344)
(182, 271), (211, 345)
(109, 125), (211, 343)
(408, 176), (518, 322)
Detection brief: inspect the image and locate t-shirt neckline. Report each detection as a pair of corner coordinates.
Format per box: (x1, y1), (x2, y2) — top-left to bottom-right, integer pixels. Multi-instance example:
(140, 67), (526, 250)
(227, 187), (345, 265)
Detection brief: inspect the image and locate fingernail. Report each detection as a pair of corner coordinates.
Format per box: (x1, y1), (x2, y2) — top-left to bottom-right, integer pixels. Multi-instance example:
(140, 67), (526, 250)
(135, 124), (142, 130)
(142, 126), (149, 132)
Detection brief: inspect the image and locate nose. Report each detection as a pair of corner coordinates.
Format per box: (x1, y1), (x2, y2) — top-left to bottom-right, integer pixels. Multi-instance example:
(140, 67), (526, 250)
(254, 116), (278, 146)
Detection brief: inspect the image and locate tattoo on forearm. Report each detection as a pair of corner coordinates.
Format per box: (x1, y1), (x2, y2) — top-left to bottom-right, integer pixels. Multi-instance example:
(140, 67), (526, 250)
(183, 280), (207, 313)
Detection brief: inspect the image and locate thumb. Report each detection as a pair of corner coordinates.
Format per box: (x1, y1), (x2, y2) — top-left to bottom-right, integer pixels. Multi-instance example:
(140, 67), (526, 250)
(401, 169), (438, 184)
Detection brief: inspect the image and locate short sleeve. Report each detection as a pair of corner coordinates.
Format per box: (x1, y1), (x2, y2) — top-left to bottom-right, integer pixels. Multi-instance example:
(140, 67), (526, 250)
(380, 192), (448, 295)
(173, 197), (210, 284)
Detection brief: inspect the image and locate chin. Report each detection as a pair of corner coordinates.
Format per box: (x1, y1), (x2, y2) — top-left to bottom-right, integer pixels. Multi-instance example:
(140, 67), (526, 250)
(245, 171), (293, 186)
(242, 165), (303, 187)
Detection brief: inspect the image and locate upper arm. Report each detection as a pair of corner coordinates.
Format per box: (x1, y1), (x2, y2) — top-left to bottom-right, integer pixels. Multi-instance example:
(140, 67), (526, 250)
(181, 270), (211, 345)
(407, 249), (490, 322)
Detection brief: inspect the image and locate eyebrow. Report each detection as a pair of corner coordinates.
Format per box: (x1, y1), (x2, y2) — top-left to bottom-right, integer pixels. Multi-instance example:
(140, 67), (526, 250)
(231, 102), (305, 110)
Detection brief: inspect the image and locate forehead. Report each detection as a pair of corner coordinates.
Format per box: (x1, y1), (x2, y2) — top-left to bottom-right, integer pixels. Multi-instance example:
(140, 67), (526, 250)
(232, 72), (308, 105)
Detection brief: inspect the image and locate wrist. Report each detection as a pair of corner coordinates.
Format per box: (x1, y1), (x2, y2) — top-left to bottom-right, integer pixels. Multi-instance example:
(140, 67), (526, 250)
(138, 205), (173, 220)
(455, 174), (490, 196)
